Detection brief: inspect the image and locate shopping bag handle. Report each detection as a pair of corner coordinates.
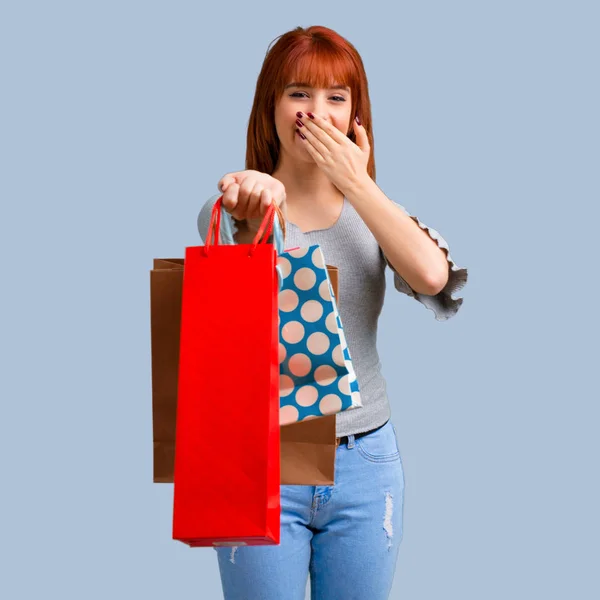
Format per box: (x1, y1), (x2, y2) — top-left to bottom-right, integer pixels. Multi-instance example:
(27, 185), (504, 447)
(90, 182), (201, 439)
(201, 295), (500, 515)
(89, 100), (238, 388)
(204, 196), (223, 250)
(203, 196), (286, 256)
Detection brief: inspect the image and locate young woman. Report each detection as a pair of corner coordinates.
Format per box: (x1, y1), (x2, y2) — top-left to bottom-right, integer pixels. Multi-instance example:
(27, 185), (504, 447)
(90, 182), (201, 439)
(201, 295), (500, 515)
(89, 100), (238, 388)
(197, 25), (468, 600)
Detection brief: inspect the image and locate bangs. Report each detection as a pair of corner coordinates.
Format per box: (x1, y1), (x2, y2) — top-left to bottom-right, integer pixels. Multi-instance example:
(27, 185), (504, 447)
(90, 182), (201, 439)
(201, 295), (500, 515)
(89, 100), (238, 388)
(276, 44), (357, 94)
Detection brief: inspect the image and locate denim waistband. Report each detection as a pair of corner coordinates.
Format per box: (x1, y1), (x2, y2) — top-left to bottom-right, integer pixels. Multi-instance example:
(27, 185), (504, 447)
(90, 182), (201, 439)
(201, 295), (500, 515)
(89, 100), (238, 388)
(335, 419), (390, 447)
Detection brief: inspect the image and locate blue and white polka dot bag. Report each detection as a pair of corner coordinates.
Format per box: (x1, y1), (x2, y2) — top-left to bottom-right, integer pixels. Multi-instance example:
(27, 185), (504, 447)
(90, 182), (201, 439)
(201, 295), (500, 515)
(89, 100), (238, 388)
(276, 244), (363, 426)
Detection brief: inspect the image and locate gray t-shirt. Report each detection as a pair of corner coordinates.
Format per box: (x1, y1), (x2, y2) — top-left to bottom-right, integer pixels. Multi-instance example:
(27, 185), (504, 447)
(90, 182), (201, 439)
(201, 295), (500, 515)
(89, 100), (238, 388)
(197, 193), (468, 438)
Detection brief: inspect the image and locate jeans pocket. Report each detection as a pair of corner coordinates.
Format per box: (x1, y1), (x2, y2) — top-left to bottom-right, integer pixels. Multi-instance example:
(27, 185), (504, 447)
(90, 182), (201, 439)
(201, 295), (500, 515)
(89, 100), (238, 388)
(355, 421), (401, 463)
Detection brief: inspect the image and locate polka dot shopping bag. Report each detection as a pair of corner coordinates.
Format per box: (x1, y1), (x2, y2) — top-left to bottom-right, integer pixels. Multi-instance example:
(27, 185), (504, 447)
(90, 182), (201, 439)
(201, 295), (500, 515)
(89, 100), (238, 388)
(277, 244), (363, 425)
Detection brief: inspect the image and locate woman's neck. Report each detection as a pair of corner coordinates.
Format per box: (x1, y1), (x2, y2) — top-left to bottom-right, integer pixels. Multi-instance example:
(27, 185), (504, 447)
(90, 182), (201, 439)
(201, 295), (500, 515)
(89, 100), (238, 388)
(271, 163), (344, 208)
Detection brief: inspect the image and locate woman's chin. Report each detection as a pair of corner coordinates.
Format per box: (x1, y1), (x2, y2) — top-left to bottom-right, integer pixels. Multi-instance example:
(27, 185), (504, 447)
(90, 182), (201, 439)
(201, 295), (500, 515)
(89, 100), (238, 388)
(281, 137), (315, 164)
(293, 139), (314, 159)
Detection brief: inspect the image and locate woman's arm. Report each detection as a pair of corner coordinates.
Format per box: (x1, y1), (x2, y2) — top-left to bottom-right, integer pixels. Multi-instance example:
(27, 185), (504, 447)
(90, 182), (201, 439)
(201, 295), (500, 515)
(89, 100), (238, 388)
(232, 219), (258, 244)
(344, 176), (450, 296)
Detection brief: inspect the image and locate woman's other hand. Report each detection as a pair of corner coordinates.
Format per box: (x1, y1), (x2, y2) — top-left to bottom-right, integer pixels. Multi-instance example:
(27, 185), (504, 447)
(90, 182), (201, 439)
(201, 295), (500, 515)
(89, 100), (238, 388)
(217, 170), (286, 227)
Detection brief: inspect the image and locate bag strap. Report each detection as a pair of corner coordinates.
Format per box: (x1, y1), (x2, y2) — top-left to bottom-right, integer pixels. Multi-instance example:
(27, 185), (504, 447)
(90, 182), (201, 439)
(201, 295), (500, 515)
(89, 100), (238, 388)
(203, 196), (286, 256)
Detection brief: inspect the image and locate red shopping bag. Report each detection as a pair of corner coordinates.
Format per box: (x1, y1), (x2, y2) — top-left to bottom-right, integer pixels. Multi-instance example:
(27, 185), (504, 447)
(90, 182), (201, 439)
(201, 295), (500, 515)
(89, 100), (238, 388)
(172, 197), (281, 547)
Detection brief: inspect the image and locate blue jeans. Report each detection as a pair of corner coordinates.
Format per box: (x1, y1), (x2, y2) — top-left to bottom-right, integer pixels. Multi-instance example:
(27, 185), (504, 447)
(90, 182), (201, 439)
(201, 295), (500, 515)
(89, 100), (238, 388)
(214, 419), (405, 600)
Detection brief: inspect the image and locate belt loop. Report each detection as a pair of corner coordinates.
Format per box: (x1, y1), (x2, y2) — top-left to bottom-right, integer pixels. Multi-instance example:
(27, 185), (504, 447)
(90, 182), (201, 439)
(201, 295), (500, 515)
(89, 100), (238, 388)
(347, 434), (355, 449)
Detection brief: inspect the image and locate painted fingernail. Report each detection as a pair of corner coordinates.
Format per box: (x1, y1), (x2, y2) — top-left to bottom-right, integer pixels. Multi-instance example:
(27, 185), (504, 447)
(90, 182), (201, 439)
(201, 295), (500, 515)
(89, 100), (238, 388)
(296, 111), (304, 118)
(296, 128), (306, 140)
(355, 115), (361, 125)
(307, 112), (315, 119)
(295, 119), (303, 127)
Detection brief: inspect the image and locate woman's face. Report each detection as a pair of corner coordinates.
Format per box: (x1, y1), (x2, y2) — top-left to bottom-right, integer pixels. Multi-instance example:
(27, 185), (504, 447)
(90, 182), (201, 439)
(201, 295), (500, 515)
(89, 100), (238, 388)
(274, 82), (353, 164)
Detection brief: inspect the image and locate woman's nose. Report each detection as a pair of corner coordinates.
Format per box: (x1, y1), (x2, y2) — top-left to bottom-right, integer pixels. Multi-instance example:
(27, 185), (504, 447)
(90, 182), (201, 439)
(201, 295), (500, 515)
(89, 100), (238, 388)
(306, 97), (330, 121)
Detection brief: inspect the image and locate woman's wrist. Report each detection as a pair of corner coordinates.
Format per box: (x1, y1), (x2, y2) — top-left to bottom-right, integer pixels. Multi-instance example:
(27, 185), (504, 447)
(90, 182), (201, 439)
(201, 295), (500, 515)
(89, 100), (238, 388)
(244, 199), (286, 233)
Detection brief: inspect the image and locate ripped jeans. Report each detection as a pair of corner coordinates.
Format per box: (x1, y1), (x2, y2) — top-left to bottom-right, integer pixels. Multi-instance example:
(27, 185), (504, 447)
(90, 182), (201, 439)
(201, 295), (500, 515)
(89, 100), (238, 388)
(214, 419), (405, 600)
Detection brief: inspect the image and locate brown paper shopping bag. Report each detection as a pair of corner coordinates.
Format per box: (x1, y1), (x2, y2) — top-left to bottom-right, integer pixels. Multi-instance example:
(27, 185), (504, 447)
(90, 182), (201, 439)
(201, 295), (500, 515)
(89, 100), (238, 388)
(150, 259), (339, 485)
(150, 259), (184, 483)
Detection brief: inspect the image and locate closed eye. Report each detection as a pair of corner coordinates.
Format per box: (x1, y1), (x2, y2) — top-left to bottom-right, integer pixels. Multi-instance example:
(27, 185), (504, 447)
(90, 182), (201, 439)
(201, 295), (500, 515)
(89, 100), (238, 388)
(290, 92), (346, 102)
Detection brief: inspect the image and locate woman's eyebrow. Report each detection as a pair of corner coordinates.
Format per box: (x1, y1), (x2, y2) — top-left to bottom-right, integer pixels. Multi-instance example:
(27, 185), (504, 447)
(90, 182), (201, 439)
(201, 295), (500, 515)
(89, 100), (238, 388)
(285, 82), (350, 92)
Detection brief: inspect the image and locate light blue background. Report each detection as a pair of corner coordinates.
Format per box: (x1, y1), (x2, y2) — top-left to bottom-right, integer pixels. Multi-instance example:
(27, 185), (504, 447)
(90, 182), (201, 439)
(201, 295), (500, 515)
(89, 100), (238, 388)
(2, 1), (598, 599)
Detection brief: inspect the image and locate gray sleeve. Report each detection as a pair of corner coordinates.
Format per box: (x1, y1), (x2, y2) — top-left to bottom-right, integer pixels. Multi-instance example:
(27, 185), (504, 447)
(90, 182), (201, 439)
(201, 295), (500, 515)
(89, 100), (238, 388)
(197, 193), (238, 245)
(381, 201), (468, 321)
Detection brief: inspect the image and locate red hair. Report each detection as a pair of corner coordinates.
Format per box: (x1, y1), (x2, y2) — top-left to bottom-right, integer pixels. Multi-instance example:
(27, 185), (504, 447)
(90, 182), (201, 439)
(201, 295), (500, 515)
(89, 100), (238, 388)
(245, 26), (376, 181)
